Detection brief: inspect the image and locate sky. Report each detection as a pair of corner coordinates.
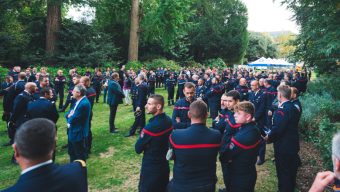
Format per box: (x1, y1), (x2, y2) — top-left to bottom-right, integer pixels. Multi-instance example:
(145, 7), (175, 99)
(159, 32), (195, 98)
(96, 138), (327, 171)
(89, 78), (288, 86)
(67, 0), (299, 33)
(241, 0), (299, 33)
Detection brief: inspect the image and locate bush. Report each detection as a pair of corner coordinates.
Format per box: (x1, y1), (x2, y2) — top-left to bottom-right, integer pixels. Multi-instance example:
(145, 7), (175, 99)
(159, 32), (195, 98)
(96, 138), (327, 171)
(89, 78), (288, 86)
(145, 59), (181, 71)
(204, 58), (226, 69)
(126, 61), (144, 71)
(299, 72), (340, 169)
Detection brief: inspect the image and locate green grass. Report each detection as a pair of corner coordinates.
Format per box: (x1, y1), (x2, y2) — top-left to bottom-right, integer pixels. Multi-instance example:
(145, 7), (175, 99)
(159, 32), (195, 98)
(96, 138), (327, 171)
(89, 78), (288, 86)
(0, 88), (277, 191)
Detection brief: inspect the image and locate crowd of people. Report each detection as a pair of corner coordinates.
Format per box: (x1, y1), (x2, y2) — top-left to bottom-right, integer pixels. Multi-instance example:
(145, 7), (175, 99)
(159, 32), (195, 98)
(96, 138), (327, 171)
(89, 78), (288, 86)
(1, 65), (339, 192)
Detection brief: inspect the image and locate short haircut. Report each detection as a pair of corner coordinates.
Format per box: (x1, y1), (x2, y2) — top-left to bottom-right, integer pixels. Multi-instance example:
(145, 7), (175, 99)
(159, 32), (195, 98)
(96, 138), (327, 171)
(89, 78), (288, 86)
(40, 87), (51, 96)
(39, 76), (48, 82)
(15, 118), (56, 160)
(234, 101), (255, 117)
(277, 85), (291, 100)
(149, 94), (164, 109)
(332, 132), (340, 160)
(189, 100), (208, 119)
(81, 76), (90, 86)
(225, 90), (241, 101)
(264, 78), (272, 85)
(184, 82), (195, 89)
(74, 84), (87, 96)
(291, 87), (298, 95)
(111, 72), (119, 79)
(19, 72), (26, 80)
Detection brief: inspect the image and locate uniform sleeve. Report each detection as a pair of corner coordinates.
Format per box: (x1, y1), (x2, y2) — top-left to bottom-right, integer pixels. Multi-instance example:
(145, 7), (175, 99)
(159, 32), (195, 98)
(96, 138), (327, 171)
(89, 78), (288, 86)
(254, 95), (266, 121)
(172, 107), (190, 129)
(10, 96), (25, 122)
(135, 127), (153, 154)
(67, 103), (90, 126)
(267, 109), (289, 143)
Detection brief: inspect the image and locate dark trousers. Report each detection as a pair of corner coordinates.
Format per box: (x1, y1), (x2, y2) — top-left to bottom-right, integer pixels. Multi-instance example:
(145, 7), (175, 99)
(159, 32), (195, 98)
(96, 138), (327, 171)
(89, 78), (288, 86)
(129, 108), (145, 135)
(156, 78), (161, 88)
(168, 88), (174, 105)
(103, 87), (108, 103)
(86, 112), (93, 152)
(167, 180), (215, 192)
(109, 104), (118, 132)
(258, 138), (266, 161)
(221, 162), (231, 191)
(149, 86), (155, 95)
(62, 92), (72, 110)
(275, 153), (298, 192)
(95, 87), (101, 102)
(55, 87), (64, 109)
(209, 101), (219, 120)
(68, 140), (87, 162)
(139, 165), (169, 192)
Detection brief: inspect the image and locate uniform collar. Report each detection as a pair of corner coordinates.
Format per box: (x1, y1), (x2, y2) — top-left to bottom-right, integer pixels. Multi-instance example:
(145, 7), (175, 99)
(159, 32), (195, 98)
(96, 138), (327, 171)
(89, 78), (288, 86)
(21, 159), (53, 175)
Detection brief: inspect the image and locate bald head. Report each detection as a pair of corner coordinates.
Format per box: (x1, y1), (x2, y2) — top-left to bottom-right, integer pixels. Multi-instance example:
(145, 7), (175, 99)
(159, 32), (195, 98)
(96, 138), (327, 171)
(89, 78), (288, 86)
(239, 78), (247, 86)
(25, 82), (37, 94)
(250, 80), (259, 91)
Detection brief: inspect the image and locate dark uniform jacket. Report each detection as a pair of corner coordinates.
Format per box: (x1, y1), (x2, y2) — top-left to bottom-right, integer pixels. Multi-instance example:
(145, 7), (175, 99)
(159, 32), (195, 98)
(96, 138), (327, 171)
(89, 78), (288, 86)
(135, 113), (173, 192)
(85, 87), (96, 108)
(264, 86), (277, 110)
(292, 99), (302, 121)
(212, 109), (228, 134)
(195, 85), (207, 99)
(3, 161), (87, 192)
(54, 75), (66, 89)
(267, 101), (299, 155)
(26, 98), (59, 123)
(172, 98), (194, 129)
(249, 90), (266, 131)
(169, 123), (221, 191)
(10, 91), (34, 128)
(220, 122), (261, 192)
(177, 79), (187, 99)
(136, 82), (148, 109)
(205, 83), (224, 103)
(166, 78), (176, 90)
(235, 85), (249, 101)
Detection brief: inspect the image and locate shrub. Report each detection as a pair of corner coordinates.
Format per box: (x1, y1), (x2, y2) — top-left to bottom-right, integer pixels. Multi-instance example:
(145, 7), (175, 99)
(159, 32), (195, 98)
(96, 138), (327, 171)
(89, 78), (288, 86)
(126, 61), (144, 71)
(145, 59), (181, 71)
(203, 58), (226, 69)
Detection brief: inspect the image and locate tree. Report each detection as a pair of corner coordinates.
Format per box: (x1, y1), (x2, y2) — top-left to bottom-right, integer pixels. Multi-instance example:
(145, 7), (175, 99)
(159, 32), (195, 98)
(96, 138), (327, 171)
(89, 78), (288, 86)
(188, 0), (248, 64)
(128, 0), (140, 61)
(282, 0), (340, 73)
(245, 32), (278, 63)
(46, 0), (62, 65)
(274, 33), (296, 59)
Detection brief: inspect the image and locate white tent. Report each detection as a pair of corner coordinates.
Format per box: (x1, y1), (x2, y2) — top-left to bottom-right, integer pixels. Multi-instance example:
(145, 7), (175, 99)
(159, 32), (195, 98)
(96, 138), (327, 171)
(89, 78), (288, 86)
(248, 57), (294, 68)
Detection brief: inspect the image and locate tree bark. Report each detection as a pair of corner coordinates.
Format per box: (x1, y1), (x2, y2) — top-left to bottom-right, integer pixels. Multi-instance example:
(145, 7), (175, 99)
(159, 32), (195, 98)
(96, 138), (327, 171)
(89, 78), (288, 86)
(46, 0), (61, 65)
(128, 0), (139, 61)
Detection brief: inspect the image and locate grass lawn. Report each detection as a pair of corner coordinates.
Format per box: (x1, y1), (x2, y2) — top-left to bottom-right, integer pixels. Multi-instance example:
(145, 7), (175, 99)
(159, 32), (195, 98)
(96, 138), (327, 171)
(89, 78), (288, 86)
(0, 88), (278, 191)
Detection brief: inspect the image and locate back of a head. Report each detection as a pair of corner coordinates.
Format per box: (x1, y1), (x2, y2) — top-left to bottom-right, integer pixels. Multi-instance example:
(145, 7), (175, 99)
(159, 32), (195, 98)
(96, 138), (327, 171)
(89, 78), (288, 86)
(189, 100), (208, 120)
(277, 84), (291, 100)
(15, 118), (56, 160)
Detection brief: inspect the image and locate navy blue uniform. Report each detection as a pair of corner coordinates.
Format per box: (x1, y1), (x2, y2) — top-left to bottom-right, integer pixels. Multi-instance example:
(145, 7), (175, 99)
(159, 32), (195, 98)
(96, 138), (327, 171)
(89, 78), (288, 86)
(249, 89), (267, 162)
(135, 113), (173, 192)
(219, 110), (241, 189)
(1, 82), (13, 122)
(220, 122), (261, 192)
(10, 91), (34, 129)
(168, 123), (221, 192)
(91, 75), (103, 103)
(54, 75), (66, 109)
(26, 98), (59, 123)
(129, 82), (148, 135)
(148, 74), (156, 95)
(292, 99), (302, 121)
(195, 85), (206, 99)
(172, 98), (194, 129)
(85, 87), (96, 152)
(205, 83), (224, 120)
(176, 79), (186, 100)
(33, 85), (57, 102)
(265, 86), (277, 129)
(212, 109), (228, 134)
(166, 78), (176, 105)
(235, 85), (249, 101)
(3, 161), (87, 192)
(267, 101), (300, 192)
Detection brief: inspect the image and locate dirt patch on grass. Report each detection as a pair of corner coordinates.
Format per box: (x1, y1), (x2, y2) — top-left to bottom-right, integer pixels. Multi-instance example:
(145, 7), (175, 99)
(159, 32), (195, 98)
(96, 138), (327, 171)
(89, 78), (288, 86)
(99, 147), (116, 158)
(296, 140), (327, 192)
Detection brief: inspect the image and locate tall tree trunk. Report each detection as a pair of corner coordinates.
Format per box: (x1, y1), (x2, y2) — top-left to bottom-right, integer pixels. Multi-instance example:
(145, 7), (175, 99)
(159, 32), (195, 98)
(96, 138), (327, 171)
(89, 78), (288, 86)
(128, 0), (139, 61)
(46, 0), (61, 65)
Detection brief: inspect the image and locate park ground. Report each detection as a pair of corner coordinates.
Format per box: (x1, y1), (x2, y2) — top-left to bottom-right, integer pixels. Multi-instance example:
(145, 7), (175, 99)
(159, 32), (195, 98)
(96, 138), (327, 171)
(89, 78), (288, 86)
(0, 87), (325, 192)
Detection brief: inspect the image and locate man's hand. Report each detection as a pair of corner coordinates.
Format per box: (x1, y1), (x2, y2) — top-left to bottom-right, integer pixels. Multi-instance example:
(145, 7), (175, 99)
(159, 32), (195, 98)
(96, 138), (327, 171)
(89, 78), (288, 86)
(67, 110), (74, 118)
(136, 107), (141, 112)
(268, 111), (273, 116)
(262, 135), (269, 142)
(309, 171), (335, 192)
(176, 117), (180, 123)
(215, 116), (220, 122)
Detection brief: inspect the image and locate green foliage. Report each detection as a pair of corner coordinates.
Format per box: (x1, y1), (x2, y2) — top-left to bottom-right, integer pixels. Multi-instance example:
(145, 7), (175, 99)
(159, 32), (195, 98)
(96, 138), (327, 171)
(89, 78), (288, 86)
(204, 58), (226, 69)
(125, 61), (144, 71)
(189, 0), (248, 63)
(299, 73), (340, 169)
(282, 0), (340, 73)
(245, 32), (278, 63)
(145, 59), (181, 71)
(57, 19), (117, 67)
